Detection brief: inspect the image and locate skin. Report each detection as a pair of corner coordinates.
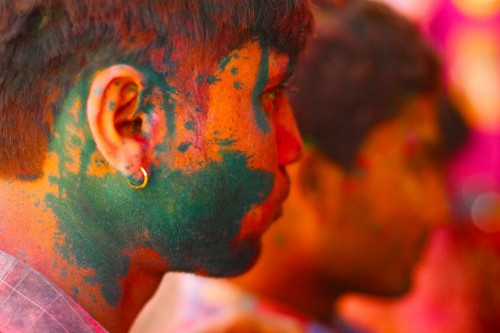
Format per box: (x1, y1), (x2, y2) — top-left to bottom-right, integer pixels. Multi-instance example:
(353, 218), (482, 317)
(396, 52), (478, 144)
(234, 96), (450, 326)
(0, 39), (302, 332)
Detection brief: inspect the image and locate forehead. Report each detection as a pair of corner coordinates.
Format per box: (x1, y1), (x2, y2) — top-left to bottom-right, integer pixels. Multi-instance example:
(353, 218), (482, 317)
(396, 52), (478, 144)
(360, 96), (440, 154)
(157, 39), (292, 170)
(149, 37), (288, 73)
(155, 39), (292, 112)
(213, 40), (292, 88)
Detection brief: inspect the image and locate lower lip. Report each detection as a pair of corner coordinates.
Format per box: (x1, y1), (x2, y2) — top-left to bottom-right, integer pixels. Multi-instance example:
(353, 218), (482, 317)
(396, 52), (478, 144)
(270, 206), (284, 223)
(240, 169), (289, 239)
(267, 172), (289, 224)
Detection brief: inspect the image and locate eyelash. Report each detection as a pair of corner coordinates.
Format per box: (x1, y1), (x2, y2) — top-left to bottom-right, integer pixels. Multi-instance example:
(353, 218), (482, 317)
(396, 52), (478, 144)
(261, 83), (289, 112)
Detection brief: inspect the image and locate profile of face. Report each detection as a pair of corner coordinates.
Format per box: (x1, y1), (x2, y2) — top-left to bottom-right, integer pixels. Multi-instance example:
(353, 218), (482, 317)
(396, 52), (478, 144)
(42, 39), (301, 305)
(306, 97), (449, 297)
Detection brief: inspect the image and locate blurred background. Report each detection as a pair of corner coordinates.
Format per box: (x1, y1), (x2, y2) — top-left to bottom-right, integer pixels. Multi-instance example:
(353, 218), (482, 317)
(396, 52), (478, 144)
(338, 0), (500, 332)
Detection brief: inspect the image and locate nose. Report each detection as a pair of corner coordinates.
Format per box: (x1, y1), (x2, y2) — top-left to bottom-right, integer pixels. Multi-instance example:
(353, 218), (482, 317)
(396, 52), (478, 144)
(275, 98), (303, 166)
(422, 171), (451, 228)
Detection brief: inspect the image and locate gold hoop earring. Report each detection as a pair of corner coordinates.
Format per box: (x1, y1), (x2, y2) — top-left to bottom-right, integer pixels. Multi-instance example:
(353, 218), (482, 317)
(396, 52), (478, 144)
(128, 167), (148, 189)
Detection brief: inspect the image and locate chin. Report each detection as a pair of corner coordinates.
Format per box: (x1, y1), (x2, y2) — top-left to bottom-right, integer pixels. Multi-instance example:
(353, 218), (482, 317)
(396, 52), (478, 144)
(237, 169), (290, 241)
(200, 238), (262, 278)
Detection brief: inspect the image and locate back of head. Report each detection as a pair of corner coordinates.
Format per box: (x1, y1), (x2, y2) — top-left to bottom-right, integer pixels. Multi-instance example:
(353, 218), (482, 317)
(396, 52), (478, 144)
(289, 0), (440, 170)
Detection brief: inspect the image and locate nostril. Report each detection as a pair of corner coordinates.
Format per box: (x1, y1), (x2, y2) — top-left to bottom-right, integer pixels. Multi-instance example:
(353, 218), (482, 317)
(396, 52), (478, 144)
(275, 100), (303, 166)
(277, 127), (303, 166)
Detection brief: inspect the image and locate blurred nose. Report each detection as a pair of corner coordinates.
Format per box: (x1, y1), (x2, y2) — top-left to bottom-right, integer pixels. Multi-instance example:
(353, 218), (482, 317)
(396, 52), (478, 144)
(423, 171), (451, 228)
(275, 98), (303, 166)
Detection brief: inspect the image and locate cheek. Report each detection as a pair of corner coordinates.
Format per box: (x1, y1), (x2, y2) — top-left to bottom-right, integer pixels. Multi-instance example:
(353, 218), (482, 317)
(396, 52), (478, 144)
(198, 43), (280, 172)
(201, 86), (279, 173)
(355, 177), (428, 256)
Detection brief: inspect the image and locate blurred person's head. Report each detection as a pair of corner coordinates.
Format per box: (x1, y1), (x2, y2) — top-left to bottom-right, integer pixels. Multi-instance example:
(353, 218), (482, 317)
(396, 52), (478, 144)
(0, 0), (312, 331)
(235, 0), (466, 324)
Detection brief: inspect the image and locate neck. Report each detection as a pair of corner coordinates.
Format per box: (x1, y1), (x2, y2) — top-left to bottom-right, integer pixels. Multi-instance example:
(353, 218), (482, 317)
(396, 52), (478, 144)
(109, 256), (165, 332)
(233, 251), (342, 325)
(232, 210), (343, 325)
(0, 179), (165, 333)
(232, 158), (345, 325)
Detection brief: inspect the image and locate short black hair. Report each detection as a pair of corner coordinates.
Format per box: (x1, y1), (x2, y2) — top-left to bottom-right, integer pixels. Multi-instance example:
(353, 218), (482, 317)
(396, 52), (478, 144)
(289, 0), (440, 170)
(438, 94), (469, 158)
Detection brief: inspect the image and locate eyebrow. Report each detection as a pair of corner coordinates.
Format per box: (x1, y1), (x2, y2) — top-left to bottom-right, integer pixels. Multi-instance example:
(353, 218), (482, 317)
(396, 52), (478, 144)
(266, 55), (293, 89)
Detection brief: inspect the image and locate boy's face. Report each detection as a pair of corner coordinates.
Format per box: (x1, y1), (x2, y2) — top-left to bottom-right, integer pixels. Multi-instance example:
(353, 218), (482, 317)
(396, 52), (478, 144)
(312, 97), (449, 296)
(146, 39), (303, 274)
(44, 39), (302, 305)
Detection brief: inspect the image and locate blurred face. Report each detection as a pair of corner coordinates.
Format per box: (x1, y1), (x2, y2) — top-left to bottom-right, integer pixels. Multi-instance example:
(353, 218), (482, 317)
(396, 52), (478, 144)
(312, 97), (449, 296)
(45, 39), (302, 305)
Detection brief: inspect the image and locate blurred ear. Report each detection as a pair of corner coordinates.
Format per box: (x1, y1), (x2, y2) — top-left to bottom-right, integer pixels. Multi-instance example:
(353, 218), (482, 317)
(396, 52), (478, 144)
(295, 148), (349, 236)
(297, 148), (344, 208)
(297, 148), (323, 204)
(86, 65), (147, 181)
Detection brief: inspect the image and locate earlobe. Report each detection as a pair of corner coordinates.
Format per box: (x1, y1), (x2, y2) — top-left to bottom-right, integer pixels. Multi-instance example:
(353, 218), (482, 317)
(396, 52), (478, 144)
(297, 149), (322, 201)
(87, 65), (147, 181)
(298, 148), (345, 206)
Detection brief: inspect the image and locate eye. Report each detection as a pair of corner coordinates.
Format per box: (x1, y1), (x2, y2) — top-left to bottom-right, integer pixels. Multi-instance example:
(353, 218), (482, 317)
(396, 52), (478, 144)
(261, 84), (287, 114)
(404, 133), (444, 172)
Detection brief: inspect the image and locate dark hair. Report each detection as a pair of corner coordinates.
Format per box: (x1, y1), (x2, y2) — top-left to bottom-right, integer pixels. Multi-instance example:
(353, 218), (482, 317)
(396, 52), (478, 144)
(438, 94), (469, 158)
(289, 0), (440, 170)
(0, 0), (313, 178)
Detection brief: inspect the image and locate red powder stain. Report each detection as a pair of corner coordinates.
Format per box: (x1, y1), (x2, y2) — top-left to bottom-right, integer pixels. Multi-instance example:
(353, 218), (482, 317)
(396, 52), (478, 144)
(150, 47), (167, 73)
(355, 155), (370, 171)
(403, 132), (418, 156)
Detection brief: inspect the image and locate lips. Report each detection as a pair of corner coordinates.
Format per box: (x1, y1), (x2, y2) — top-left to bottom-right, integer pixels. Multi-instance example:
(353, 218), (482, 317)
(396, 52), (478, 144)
(270, 168), (291, 221)
(233, 168), (291, 242)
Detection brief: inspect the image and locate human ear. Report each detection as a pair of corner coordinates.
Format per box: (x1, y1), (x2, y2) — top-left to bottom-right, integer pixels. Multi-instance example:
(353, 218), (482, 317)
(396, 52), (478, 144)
(297, 149), (323, 203)
(298, 148), (344, 207)
(86, 65), (147, 182)
(297, 149), (345, 230)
